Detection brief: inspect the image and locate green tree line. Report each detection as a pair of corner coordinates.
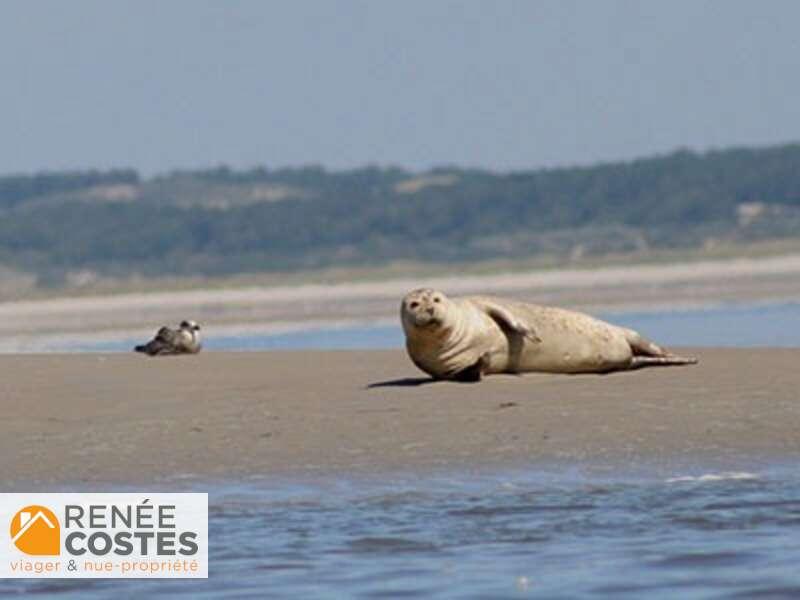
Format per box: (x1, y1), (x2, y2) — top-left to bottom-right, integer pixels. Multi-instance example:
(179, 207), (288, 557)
(1, 144), (799, 281)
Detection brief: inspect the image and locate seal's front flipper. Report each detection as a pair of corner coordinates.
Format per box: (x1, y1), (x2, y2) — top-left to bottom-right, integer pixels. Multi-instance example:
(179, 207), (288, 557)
(450, 353), (490, 382)
(482, 302), (542, 343)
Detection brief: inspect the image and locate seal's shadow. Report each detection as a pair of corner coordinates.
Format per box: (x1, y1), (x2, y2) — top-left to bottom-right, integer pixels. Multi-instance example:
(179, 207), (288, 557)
(366, 377), (437, 388)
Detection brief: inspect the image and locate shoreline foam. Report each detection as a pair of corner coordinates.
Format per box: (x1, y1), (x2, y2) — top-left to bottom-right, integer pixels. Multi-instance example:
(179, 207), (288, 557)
(3, 254), (800, 352)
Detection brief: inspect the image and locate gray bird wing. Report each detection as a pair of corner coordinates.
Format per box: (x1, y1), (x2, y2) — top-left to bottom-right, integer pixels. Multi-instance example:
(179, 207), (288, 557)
(136, 326), (182, 355)
(154, 326), (180, 345)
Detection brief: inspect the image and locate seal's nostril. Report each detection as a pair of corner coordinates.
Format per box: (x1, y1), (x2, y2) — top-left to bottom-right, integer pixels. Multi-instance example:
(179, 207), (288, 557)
(426, 307), (434, 315)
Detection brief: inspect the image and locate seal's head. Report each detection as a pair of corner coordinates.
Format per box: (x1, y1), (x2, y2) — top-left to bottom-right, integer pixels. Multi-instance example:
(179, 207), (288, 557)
(401, 288), (452, 333)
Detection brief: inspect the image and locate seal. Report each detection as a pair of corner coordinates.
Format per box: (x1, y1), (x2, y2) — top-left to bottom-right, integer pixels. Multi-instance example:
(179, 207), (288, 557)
(400, 288), (697, 381)
(134, 320), (202, 356)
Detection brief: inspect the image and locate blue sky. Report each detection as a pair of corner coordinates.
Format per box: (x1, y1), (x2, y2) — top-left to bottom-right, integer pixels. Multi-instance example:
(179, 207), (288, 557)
(2, 0), (799, 175)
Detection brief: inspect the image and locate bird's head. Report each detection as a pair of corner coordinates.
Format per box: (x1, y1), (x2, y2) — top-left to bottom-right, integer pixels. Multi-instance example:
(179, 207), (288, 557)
(180, 320), (201, 332)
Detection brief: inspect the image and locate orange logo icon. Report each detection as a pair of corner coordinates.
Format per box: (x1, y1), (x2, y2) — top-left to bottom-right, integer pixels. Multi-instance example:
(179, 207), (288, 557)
(10, 505), (60, 555)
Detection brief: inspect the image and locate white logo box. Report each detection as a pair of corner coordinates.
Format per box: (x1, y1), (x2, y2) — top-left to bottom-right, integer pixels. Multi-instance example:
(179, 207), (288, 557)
(0, 493), (207, 578)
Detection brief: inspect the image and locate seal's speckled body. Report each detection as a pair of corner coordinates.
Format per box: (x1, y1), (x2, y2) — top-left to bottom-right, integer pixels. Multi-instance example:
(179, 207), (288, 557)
(401, 289), (697, 381)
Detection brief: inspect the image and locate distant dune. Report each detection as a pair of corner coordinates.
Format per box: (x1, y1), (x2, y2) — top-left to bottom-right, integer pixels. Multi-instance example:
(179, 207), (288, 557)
(3, 144), (800, 280)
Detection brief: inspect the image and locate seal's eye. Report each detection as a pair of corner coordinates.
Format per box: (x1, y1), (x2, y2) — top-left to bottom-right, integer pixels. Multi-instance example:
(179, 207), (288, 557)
(409, 301), (419, 309)
(433, 297), (441, 303)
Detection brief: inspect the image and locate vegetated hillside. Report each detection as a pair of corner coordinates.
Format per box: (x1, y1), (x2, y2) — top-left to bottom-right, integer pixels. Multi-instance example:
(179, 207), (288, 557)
(1, 144), (800, 286)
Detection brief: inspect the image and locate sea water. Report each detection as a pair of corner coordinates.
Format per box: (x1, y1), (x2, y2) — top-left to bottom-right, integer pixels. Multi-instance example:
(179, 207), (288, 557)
(3, 302), (800, 598)
(63, 301), (800, 352)
(3, 467), (800, 598)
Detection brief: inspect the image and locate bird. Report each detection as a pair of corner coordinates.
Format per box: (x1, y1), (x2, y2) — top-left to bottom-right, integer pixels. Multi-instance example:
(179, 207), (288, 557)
(134, 320), (202, 356)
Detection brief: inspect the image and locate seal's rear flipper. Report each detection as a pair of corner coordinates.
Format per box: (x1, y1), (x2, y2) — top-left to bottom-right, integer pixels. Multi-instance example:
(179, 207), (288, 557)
(622, 329), (673, 357)
(630, 355), (698, 369)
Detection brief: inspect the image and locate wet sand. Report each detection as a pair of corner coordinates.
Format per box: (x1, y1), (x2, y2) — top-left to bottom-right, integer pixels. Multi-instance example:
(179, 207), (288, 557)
(2, 349), (799, 487)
